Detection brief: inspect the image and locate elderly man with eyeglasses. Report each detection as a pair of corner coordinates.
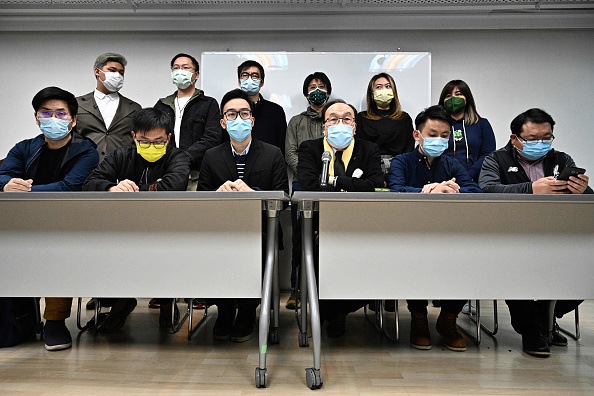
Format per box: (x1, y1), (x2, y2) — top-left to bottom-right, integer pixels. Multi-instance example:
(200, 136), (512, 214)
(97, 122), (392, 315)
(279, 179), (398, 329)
(154, 53), (223, 192)
(296, 99), (384, 338)
(0, 86), (99, 351)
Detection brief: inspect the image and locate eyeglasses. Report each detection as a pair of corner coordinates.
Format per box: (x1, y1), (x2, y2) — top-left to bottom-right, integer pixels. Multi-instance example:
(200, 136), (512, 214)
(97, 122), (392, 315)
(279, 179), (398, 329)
(516, 135), (555, 145)
(171, 65), (195, 72)
(37, 110), (71, 120)
(325, 116), (354, 126)
(224, 109), (252, 121)
(136, 140), (167, 149)
(240, 72), (261, 81)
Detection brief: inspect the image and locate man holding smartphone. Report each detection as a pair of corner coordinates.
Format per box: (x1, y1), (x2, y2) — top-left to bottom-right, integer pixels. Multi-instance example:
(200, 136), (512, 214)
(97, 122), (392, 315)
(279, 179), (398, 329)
(478, 108), (591, 357)
(479, 108), (589, 194)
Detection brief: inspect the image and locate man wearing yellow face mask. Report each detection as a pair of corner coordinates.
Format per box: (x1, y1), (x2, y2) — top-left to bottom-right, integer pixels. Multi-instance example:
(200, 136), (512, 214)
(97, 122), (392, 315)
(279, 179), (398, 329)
(83, 107), (190, 193)
(82, 107), (191, 331)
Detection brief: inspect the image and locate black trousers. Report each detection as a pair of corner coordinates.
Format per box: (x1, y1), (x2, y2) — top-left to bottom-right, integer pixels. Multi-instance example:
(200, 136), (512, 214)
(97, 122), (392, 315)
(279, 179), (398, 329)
(407, 300), (466, 315)
(505, 300), (582, 335)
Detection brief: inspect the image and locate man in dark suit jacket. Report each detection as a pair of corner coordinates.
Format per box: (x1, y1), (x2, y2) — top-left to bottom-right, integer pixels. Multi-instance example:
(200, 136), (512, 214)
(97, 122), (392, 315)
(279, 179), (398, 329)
(297, 99), (384, 339)
(76, 53), (142, 161)
(198, 89), (288, 343)
(297, 99), (384, 192)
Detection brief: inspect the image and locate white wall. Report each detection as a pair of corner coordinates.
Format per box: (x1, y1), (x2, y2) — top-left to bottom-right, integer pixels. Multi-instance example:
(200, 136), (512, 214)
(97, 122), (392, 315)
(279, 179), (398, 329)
(0, 29), (593, 173)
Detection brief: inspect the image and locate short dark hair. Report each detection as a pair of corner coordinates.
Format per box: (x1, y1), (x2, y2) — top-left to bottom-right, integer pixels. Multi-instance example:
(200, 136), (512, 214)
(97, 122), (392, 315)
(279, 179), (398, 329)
(220, 89), (253, 115)
(302, 72), (332, 97)
(133, 108), (173, 136)
(170, 53), (199, 72)
(321, 99), (357, 121)
(414, 105), (453, 131)
(237, 60), (265, 81)
(32, 86), (78, 116)
(510, 108), (555, 136)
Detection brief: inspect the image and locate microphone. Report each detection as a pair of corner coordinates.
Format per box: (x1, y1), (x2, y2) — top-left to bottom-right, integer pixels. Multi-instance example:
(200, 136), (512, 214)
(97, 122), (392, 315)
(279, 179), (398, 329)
(320, 151), (331, 188)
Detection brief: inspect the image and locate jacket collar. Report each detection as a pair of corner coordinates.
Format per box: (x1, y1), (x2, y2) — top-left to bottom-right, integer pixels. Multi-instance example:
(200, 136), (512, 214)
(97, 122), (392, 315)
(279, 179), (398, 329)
(160, 89), (204, 110)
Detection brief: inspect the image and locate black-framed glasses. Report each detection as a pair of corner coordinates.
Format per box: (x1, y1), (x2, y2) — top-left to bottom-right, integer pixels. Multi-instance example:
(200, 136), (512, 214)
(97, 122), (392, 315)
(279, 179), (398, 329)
(240, 72), (261, 81)
(171, 65), (195, 72)
(37, 110), (71, 120)
(516, 134), (555, 145)
(136, 141), (167, 149)
(325, 116), (354, 126)
(224, 109), (252, 121)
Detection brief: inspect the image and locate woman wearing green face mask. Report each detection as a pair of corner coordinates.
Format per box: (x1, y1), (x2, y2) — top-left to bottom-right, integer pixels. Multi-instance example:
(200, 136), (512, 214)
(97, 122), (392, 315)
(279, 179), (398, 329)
(355, 73), (415, 176)
(438, 79), (496, 182)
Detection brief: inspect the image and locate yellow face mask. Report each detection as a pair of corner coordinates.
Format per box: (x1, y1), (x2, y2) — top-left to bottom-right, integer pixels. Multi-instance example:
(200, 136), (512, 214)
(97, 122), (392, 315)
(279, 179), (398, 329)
(136, 141), (167, 163)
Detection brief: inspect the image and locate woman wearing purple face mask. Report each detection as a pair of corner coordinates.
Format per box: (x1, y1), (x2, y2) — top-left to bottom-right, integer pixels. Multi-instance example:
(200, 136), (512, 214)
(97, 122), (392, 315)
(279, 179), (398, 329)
(438, 79), (496, 182)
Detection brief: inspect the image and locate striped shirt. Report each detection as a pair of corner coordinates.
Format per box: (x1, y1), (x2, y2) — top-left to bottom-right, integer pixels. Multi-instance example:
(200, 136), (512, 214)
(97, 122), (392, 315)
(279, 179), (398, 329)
(231, 141), (252, 180)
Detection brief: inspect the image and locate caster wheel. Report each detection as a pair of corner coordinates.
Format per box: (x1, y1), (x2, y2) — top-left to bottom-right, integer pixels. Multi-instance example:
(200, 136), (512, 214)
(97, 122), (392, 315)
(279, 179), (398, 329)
(299, 332), (309, 347)
(268, 328), (279, 344)
(255, 367), (268, 388)
(305, 368), (323, 389)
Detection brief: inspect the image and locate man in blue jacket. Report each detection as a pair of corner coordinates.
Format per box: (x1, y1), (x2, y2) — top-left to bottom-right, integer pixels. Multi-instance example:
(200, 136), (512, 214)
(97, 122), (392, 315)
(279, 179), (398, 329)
(387, 105), (481, 352)
(0, 86), (99, 351)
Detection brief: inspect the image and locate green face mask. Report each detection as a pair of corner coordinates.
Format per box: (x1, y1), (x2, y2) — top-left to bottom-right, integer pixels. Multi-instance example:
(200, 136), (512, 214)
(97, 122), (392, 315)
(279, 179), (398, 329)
(444, 96), (466, 114)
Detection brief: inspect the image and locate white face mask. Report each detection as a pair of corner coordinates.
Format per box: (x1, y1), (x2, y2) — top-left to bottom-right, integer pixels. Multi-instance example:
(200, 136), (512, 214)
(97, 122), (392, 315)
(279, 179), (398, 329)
(99, 70), (124, 92)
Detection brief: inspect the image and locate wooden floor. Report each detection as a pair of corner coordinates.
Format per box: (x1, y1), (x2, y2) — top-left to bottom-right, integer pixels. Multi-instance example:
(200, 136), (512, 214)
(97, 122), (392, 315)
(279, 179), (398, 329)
(1, 298), (593, 395)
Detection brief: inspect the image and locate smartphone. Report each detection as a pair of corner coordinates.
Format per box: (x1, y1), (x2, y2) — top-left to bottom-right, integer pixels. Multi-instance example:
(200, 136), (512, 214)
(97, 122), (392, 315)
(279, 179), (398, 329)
(557, 166), (585, 181)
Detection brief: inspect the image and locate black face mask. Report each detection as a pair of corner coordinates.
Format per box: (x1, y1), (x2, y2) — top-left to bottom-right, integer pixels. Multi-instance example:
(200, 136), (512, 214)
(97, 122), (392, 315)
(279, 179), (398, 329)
(308, 89), (328, 107)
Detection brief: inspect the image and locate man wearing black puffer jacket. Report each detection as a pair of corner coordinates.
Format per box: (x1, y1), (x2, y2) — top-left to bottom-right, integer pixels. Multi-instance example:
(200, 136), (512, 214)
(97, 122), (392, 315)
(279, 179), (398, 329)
(83, 107), (190, 332)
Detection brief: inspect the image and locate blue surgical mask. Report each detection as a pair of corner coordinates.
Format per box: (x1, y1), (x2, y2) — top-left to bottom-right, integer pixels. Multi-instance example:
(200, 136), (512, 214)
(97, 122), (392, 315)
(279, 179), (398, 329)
(226, 118), (252, 142)
(38, 117), (71, 141)
(240, 78), (261, 96)
(517, 140), (553, 161)
(420, 136), (449, 158)
(326, 123), (354, 149)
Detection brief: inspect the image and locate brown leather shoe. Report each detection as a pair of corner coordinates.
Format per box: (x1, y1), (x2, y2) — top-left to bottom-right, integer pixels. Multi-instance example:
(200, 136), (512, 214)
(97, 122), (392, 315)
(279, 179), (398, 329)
(436, 311), (467, 351)
(410, 311), (431, 350)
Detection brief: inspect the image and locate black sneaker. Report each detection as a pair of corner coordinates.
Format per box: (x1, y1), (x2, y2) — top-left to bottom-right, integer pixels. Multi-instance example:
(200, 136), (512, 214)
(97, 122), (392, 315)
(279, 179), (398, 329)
(98, 298), (137, 333)
(550, 319), (568, 346)
(522, 328), (551, 357)
(213, 305), (235, 341)
(285, 288), (298, 310)
(230, 308), (256, 343)
(327, 312), (347, 338)
(159, 300), (180, 328)
(44, 320), (72, 351)
(86, 298), (96, 310)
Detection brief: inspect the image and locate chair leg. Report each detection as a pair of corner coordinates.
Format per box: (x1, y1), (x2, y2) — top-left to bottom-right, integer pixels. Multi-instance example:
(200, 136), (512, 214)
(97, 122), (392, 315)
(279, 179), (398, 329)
(381, 300), (399, 342)
(557, 306), (580, 341)
(465, 300), (499, 343)
(33, 297), (43, 340)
